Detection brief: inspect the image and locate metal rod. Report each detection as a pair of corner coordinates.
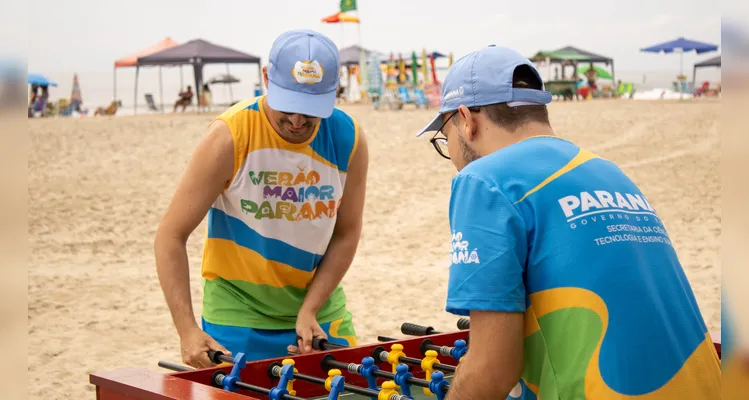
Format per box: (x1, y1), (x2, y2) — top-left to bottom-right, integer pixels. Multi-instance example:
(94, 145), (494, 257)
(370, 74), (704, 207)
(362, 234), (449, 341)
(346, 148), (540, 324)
(272, 366), (406, 399)
(214, 372), (307, 400)
(158, 361), (194, 372)
(323, 357), (435, 390)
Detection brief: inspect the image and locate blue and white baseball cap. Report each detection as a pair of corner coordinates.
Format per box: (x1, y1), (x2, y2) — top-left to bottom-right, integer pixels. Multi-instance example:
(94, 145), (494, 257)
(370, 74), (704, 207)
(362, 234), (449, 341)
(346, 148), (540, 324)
(416, 45), (552, 137)
(266, 29), (340, 119)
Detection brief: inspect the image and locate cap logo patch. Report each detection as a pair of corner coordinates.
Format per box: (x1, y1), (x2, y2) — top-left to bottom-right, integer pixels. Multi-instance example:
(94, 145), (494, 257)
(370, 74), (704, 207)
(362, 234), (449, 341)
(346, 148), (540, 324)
(292, 60), (324, 84)
(443, 85), (464, 102)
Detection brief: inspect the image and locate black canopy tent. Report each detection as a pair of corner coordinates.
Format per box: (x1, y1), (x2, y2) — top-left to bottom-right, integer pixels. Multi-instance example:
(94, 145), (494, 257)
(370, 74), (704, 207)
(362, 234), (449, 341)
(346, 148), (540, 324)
(135, 39), (262, 114)
(338, 45), (386, 66)
(693, 55), (721, 84)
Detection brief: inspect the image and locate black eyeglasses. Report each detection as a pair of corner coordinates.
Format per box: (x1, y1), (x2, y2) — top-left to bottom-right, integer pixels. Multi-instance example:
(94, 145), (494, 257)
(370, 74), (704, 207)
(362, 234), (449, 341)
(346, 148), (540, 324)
(429, 111), (456, 160)
(428, 108), (481, 160)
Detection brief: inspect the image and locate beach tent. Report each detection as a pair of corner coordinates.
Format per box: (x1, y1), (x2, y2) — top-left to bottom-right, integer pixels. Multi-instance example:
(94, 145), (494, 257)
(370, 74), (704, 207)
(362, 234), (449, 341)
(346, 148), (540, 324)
(530, 46), (615, 82)
(113, 37), (180, 110)
(136, 39), (262, 114)
(339, 45), (385, 65)
(692, 55), (721, 84)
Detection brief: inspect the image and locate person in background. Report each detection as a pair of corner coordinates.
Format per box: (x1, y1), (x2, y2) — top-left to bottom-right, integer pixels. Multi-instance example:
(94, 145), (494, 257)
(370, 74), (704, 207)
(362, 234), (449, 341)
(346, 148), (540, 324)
(199, 83), (211, 112)
(173, 85), (193, 112)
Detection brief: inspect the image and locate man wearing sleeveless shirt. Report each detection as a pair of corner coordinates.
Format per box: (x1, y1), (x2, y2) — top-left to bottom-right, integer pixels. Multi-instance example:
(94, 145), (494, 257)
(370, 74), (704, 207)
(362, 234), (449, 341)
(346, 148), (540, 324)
(154, 30), (368, 367)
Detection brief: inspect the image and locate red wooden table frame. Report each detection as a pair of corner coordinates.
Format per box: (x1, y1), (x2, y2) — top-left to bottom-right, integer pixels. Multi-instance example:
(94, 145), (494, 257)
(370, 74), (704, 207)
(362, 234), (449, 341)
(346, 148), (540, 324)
(90, 332), (466, 400)
(90, 330), (722, 400)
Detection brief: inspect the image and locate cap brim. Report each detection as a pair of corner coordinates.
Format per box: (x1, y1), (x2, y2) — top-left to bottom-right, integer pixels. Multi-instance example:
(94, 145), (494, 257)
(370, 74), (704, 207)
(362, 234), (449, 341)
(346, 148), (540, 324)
(266, 80), (336, 119)
(415, 113), (442, 137)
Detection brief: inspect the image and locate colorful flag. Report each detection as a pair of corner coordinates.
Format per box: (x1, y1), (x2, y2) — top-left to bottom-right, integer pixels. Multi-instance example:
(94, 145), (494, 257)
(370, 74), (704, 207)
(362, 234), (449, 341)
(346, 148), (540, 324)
(340, 0), (357, 12)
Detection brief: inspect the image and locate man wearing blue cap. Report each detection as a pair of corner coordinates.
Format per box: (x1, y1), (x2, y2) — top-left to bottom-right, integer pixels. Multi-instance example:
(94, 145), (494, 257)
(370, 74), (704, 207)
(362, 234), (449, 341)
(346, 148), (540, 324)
(419, 46), (720, 399)
(155, 29), (368, 367)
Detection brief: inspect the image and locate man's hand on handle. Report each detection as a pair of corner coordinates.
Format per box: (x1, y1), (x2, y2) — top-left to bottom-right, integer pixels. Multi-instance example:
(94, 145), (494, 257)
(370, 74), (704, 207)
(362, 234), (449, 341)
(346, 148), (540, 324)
(180, 327), (231, 369)
(287, 309), (327, 354)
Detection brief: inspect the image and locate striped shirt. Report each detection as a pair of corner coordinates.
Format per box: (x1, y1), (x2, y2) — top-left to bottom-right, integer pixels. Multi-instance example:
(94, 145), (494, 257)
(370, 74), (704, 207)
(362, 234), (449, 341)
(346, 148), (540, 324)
(200, 95), (359, 329)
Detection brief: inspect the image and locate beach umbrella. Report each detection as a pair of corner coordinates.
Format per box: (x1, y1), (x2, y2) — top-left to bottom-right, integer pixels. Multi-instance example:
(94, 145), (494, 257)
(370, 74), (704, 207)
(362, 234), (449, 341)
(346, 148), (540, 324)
(398, 54), (406, 84)
(421, 49), (429, 85)
(641, 37), (718, 98)
(70, 73), (82, 103)
(28, 73), (57, 87)
(640, 37), (718, 77)
(320, 11), (360, 23)
(430, 53), (439, 84)
(411, 51), (419, 86)
(577, 65), (612, 80)
(209, 73), (240, 84)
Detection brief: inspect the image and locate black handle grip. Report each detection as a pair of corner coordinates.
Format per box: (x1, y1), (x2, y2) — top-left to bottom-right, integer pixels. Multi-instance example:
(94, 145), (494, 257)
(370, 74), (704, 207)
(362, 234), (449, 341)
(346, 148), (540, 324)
(457, 318), (470, 330)
(377, 335), (398, 342)
(207, 350), (224, 364)
(295, 335), (345, 351)
(401, 322), (438, 336)
(312, 336), (328, 350)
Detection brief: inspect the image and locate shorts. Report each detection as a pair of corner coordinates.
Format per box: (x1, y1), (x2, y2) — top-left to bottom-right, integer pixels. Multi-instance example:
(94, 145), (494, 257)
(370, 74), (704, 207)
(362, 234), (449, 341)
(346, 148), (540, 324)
(202, 311), (357, 362)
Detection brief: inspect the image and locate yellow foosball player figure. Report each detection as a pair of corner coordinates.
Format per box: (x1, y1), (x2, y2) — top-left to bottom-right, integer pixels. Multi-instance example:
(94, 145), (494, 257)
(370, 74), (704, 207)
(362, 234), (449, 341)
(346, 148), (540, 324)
(154, 28), (368, 368)
(416, 45), (721, 399)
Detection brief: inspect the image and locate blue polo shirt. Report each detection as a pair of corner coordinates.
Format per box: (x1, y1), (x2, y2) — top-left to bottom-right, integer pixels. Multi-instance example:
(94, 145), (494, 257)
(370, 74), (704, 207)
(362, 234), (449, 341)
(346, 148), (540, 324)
(446, 136), (720, 399)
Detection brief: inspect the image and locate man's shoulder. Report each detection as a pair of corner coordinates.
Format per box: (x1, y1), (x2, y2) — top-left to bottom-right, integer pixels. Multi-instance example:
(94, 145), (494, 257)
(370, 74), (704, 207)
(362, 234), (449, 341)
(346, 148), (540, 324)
(324, 107), (356, 127)
(217, 97), (262, 121)
(320, 108), (358, 142)
(458, 136), (591, 202)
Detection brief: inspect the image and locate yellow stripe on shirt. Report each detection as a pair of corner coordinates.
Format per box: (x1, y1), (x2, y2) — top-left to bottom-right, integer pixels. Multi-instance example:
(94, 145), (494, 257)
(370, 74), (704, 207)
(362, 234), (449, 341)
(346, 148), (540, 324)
(201, 237), (314, 289)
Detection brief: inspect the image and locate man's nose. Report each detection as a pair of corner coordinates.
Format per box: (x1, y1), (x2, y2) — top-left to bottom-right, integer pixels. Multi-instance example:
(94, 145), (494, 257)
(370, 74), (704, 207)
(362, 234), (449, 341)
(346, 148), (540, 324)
(287, 114), (306, 127)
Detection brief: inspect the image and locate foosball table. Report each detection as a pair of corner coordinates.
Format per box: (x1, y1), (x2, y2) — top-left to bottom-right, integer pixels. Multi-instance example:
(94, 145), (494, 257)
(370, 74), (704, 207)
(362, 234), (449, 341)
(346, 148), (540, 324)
(89, 319), (722, 400)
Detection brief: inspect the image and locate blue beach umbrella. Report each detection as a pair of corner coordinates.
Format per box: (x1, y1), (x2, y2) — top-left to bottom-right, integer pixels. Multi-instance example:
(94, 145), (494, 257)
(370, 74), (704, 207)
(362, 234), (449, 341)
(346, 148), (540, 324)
(640, 37), (718, 76)
(27, 73), (57, 87)
(640, 37), (718, 97)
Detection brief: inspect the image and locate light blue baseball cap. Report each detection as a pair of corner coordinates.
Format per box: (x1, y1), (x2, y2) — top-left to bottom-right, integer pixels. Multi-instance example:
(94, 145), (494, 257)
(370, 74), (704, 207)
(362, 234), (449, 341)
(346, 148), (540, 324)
(416, 45), (552, 137)
(266, 29), (340, 119)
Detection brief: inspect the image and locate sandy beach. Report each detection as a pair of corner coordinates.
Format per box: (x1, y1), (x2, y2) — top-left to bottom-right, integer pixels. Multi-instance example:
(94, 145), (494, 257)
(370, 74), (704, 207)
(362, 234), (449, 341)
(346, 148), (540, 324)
(28, 98), (721, 399)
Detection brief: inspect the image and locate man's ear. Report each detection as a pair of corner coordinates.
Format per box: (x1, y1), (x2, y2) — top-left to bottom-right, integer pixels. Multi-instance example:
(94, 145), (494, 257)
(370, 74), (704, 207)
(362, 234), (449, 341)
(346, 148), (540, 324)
(457, 105), (478, 142)
(262, 66), (269, 88)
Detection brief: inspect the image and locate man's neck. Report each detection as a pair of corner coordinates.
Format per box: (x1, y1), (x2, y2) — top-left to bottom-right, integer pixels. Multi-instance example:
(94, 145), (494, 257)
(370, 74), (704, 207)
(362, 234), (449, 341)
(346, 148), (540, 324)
(480, 122), (556, 156)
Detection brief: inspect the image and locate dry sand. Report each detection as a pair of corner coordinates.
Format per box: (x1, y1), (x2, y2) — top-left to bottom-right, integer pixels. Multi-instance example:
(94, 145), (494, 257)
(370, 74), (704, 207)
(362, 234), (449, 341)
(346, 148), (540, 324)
(28, 99), (721, 399)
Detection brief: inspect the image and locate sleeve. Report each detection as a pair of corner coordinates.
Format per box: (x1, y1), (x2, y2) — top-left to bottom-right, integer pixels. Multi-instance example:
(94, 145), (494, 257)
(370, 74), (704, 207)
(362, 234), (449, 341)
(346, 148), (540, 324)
(445, 173), (528, 316)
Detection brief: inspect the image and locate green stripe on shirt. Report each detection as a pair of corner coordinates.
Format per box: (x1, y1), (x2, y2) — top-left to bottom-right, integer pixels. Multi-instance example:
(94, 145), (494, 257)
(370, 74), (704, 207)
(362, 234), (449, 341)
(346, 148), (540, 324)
(201, 278), (348, 329)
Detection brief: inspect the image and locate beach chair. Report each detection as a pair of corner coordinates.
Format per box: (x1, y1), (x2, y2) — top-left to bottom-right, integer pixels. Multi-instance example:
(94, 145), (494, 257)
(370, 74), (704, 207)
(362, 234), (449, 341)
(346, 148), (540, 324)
(58, 98), (73, 116)
(382, 87), (404, 110)
(410, 88), (429, 109)
(397, 86), (413, 103)
(144, 94), (159, 112)
(617, 82), (634, 99)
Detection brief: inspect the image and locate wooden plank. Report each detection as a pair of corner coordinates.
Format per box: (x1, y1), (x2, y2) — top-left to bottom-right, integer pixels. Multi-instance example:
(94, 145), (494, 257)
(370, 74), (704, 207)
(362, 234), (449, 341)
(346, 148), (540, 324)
(90, 368), (259, 400)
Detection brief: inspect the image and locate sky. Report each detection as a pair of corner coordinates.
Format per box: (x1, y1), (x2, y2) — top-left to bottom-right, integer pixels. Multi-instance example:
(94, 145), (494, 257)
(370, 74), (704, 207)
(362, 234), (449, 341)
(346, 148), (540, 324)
(8, 0), (727, 108)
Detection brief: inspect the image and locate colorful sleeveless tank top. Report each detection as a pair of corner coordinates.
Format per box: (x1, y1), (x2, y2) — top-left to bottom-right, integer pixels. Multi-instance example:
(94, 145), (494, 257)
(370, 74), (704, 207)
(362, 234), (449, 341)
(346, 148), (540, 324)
(200, 95), (359, 329)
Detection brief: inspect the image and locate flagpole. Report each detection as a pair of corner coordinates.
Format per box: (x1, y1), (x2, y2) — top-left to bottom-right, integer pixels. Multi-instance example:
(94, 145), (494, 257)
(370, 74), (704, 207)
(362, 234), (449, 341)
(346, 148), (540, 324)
(357, 4), (365, 93)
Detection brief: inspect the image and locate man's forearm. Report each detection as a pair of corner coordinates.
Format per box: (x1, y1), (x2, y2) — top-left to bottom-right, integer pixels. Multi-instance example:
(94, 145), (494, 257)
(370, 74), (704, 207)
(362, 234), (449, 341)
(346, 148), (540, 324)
(445, 355), (512, 400)
(155, 233), (199, 337)
(301, 232), (360, 314)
